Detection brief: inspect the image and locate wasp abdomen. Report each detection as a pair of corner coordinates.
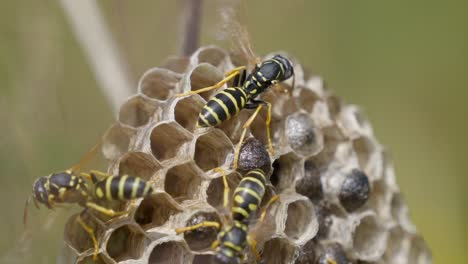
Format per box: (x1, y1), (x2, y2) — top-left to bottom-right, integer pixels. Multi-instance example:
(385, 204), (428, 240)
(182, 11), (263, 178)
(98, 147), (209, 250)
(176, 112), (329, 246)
(232, 169), (267, 221)
(94, 175), (152, 201)
(197, 87), (248, 127)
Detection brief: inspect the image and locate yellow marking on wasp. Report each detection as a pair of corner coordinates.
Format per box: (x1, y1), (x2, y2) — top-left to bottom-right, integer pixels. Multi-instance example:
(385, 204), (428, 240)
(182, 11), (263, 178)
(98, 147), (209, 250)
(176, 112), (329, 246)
(234, 195), (244, 204)
(233, 221), (247, 230)
(232, 206), (250, 218)
(272, 59), (285, 74)
(198, 114), (210, 127)
(205, 105), (221, 124)
(105, 177), (112, 201)
(247, 170), (267, 182)
(96, 188), (104, 198)
(242, 176), (265, 192)
(143, 182), (152, 196)
(223, 241), (243, 253)
(235, 187), (261, 202)
(248, 203), (258, 211)
(240, 96), (245, 108)
(250, 89), (257, 94)
(131, 177), (140, 198)
(212, 97), (231, 119)
(220, 91), (239, 113)
(224, 250), (234, 257)
(118, 175), (128, 200)
(238, 87), (248, 99)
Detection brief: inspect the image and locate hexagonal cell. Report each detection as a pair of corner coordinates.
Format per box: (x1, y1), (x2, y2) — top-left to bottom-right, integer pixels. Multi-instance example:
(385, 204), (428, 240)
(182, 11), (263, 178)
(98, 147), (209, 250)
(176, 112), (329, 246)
(294, 239), (316, 264)
(216, 110), (250, 144)
(270, 152), (302, 192)
(188, 63), (223, 101)
(236, 137), (272, 175)
(150, 122), (192, 162)
(118, 151), (161, 181)
(102, 124), (133, 160)
(325, 94), (343, 117)
(134, 193), (182, 230)
(337, 105), (372, 139)
(283, 198), (317, 244)
(261, 89), (298, 118)
(353, 214), (387, 261)
(106, 224), (147, 262)
(314, 201), (347, 239)
(353, 136), (377, 171)
(165, 162), (203, 202)
(383, 226), (410, 264)
(148, 240), (191, 264)
(285, 112), (324, 157)
(196, 46), (229, 68)
(295, 159), (323, 202)
(192, 254), (214, 264)
(64, 213), (104, 255)
(317, 242), (350, 264)
(367, 180), (392, 218)
(261, 237), (296, 264)
(161, 56), (190, 74)
(298, 87), (321, 113)
(194, 130), (233, 171)
(391, 193), (416, 233)
(138, 68), (182, 101)
(408, 235), (432, 264)
(174, 96), (205, 132)
(250, 105), (284, 148)
(207, 171), (241, 210)
(119, 95), (157, 128)
(180, 211), (221, 251)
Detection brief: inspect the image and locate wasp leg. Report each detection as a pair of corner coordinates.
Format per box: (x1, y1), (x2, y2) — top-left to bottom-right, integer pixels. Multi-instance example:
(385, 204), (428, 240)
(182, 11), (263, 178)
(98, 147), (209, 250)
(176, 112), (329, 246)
(211, 239), (220, 250)
(327, 258), (338, 264)
(85, 202), (128, 218)
(247, 235), (261, 261)
(175, 221), (221, 234)
(176, 66), (247, 97)
(259, 195), (280, 222)
(213, 167), (230, 210)
(76, 214), (99, 260)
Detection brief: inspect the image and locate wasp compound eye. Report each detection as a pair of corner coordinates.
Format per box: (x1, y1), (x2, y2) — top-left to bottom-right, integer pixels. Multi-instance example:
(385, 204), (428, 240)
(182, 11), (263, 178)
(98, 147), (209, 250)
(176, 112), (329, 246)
(339, 169), (371, 212)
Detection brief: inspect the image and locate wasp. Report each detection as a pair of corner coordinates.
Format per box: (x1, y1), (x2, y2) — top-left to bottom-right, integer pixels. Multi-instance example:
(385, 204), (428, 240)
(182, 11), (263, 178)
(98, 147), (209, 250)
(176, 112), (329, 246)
(176, 6), (294, 169)
(176, 168), (279, 263)
(25, 142), (153, 260)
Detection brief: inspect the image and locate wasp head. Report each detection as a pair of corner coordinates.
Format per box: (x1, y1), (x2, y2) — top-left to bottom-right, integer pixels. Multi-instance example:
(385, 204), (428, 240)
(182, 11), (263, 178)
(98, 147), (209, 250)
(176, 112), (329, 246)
(32, 176), (51, 209)
(273, 54), (294, 81)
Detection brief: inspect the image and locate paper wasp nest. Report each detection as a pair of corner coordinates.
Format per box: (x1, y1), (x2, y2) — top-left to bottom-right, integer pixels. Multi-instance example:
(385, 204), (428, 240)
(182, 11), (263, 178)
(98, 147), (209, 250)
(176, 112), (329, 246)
(63, 46), (431, 264)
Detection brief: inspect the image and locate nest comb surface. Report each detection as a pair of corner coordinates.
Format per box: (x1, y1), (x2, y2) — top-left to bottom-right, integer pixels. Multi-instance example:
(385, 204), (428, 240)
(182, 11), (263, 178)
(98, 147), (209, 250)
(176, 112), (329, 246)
(63, 46), (431, 264)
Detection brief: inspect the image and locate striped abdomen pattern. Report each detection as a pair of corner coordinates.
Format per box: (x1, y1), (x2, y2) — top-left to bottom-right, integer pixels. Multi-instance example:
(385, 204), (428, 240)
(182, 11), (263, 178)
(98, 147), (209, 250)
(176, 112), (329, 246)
(197, 87), (248, 127)
(231, 169), (267, 221)
(94, 175), (152, 201)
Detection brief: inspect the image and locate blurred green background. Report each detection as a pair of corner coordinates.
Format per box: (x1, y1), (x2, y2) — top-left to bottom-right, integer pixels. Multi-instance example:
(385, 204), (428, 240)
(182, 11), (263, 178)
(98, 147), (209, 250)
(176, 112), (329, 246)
(0, 0), (465, 263)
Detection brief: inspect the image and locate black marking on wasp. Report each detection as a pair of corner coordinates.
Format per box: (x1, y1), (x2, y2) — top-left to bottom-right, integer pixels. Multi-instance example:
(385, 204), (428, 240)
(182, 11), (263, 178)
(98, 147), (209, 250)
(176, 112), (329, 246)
(25, 170), (153, 260)
(176, 168), (279, 263)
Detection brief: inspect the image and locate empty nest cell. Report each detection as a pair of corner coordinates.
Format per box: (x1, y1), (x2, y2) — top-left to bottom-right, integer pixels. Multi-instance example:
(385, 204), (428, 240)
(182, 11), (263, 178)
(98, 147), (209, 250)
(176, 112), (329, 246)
(118, 151), (161, 181)
(119, 95), (156, 128)
(298, 87), (321, 113)
(188, 63), (223, 101)
(164, 162), (203, 202)
(174, 96), (205, 132)
(134, 193), (181, 230)
(316, 242), (350, 264)
(383, 226), (410, 263)
(139, 68), (181, 101)
(352, 214), (387, 261)
(101, 124), (132, 160)
(148, 240), (191, 264)
(194, 130), (233, 171)
(284, 199), (316, 243)
(180, 211), (221, 252)
(76, 254), (107, 264)
(150, 122), (192, 162)
(261, 237), (296, 264)
(195, 46), (229, 68)
(207, 171), (241, 210)
(353, 136), (377, 171)
(294, 239), (316, 264)
(106, 224), (147, 262)
(161, 56), (190, 74)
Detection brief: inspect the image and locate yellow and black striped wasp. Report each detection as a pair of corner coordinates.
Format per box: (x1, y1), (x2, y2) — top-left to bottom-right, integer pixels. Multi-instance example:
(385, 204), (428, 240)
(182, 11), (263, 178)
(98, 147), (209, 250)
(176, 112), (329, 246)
(176, 168), (278, 264)
(176, 1), (295, 169)
(24, 140), (153, 260)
